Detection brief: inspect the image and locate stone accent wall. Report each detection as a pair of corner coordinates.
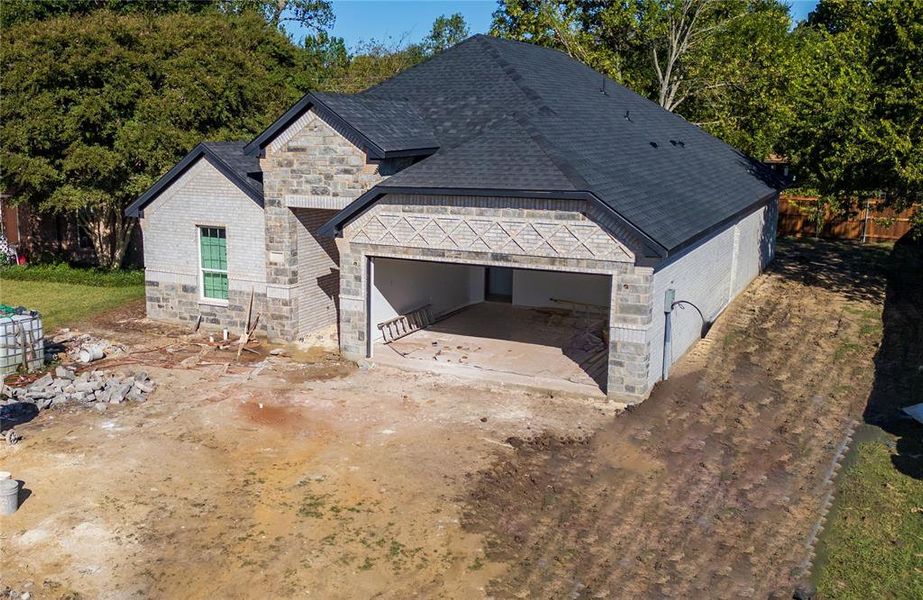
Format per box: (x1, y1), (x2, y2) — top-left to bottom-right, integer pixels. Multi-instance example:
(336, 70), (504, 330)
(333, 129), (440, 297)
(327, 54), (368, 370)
(259, 108), (402, 341)
(140, 158), (268, 336)
(264, 109), (384, 200)
(608, 268), (655, 401)
(337, 194), (654, 402)
(146, 282), (268, 334)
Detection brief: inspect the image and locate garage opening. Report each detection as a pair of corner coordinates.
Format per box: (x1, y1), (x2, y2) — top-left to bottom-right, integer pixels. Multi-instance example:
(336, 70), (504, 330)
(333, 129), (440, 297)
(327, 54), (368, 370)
(369, 257), (611, 397)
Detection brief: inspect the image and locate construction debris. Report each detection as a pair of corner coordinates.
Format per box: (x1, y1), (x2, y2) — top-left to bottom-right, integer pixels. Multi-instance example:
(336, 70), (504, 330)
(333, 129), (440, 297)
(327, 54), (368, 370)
(44, 329), (127, 364)
(1, 366), (155, 414)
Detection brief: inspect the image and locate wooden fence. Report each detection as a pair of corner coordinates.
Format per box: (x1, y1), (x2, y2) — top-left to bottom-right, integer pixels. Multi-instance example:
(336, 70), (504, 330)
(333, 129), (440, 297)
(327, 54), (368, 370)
(778, 195), (917, 242)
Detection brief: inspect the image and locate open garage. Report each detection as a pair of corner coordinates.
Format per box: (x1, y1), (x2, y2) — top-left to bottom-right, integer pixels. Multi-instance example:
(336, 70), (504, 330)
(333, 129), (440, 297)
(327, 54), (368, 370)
(368, 257), (611, 397)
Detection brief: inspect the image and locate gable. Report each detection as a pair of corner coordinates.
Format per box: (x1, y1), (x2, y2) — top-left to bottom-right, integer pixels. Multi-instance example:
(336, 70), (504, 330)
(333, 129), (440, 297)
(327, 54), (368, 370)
(144, 157), (243, 217)
(261, 109), (398, 206)
(126, 142), (261, 218)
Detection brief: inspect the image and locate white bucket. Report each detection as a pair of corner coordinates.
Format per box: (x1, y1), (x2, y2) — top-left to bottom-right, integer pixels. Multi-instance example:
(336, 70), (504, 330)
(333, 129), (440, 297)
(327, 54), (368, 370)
(0, 478), (19, 516)
(0, 471), (11, 480)
(78, 344), (106, 364)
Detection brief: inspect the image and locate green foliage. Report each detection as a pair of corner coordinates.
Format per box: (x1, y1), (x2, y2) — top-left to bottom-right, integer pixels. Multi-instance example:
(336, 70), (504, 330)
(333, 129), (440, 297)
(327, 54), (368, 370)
(423, 13), (470, 54)
(491, 0), (795, 160)
(0, 9), (317, 267)
(320, 13), (470, 94)
(0, 0), (210, 28)
(0, 263), (144, 287)
(0, 0), (334, 34)
(321, 37), (427, 94)
(783, 0), (923, 234)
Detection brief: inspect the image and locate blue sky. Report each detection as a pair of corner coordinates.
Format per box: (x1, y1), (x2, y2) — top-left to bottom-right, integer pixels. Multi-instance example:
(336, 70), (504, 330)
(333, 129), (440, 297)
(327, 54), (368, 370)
(287, 1), (820, 49)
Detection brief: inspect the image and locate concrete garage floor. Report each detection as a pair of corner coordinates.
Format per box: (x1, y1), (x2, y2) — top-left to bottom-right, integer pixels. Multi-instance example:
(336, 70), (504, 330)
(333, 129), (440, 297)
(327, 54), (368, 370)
(375, 303), (609, 399)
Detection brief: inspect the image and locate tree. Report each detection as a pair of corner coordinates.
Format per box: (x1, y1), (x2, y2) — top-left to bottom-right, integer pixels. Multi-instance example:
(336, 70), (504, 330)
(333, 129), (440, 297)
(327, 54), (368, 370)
(491, 1), (795, 160)
(0, 10), (317, 267)
(423, 13), (470, 54)
(782, 0), (923, 234)
(322, 13), (470, 94)
(0, 0), (334, 35)
(221, 0), (333, 34)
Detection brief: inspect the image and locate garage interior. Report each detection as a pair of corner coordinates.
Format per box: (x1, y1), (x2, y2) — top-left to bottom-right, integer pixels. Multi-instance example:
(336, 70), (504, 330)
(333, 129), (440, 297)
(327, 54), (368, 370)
(369, 257), (611, 396)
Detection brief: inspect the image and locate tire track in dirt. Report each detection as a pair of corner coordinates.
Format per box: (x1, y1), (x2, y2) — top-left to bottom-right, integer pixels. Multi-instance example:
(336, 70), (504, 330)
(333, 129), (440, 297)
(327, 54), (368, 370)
(461, 247), (882, 599)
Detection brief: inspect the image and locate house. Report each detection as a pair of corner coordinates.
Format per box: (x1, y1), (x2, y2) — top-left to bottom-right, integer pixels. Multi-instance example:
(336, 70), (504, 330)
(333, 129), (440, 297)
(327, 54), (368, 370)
(1, 194), (143, 266)
(126, 35), (780, 403)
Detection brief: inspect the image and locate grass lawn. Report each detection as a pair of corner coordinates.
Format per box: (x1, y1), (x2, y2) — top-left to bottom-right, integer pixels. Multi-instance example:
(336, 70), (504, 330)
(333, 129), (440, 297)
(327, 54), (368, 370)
(0, 278), (144, 332)
(813, 237), (923, 599)
(815, 437), (923, 599)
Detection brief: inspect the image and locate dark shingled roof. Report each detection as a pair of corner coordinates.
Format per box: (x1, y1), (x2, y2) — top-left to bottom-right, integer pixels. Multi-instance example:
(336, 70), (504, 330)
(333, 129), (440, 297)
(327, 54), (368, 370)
(130, 34), (781, 254)
(382, 116), (577, 192)
(320, 35), (781, 254)
(125, 141), (261, 217)
(310, 93), (439, 155)
(202, 141), (263, 197)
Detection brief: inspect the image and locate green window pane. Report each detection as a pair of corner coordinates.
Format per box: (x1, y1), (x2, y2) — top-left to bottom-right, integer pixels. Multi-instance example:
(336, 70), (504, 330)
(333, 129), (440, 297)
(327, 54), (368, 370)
(200, 227), (227, 270)
(203, 271), (228, 300)
(200, 227), (228, 300)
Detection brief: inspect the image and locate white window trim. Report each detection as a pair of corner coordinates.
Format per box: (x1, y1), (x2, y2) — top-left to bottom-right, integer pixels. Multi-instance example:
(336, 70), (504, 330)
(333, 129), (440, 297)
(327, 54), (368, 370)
(197, 224), (229, 306)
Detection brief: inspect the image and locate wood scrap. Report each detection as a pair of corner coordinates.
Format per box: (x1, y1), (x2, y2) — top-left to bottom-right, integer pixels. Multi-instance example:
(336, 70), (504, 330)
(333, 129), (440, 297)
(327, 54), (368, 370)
(236, 290), (256, 361)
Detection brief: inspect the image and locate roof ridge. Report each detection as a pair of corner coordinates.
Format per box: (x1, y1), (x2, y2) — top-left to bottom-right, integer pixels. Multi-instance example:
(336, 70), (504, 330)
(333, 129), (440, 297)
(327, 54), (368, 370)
(475, 35), (551, 117)
(474, 36), (590, 192)
(362, 34), (485, 97)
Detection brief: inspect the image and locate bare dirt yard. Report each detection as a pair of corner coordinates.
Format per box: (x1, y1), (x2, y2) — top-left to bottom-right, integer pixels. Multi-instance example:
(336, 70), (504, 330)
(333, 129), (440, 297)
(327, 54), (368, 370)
(0, 240), (899, 599)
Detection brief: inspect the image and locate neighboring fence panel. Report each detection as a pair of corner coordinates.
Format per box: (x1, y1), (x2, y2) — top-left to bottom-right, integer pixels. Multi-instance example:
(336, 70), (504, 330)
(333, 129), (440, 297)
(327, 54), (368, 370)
(779, 195), (916, 242)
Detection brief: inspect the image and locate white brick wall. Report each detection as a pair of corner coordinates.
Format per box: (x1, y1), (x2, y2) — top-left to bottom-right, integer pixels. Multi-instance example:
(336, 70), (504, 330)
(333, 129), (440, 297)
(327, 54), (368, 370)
(647, 200), (777, 387)
(293, 208), (340, 336)
(142, 158), (267, 292)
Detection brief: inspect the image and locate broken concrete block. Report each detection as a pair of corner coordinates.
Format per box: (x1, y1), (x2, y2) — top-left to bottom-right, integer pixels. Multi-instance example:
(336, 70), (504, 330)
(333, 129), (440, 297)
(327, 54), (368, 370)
(93, 402), (108, 412)
(54, 366), (76, 380)
(134, 380), (154, 394)
(74, 381), (97, 393)
(32, 374), (53, 389)
(110, 382), (132, 404)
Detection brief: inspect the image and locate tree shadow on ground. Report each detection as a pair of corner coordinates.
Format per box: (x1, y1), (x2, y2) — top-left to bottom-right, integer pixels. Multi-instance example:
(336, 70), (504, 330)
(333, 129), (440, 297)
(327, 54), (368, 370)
(863, 233), (923, 479)
(774, 236), (922, 479)
(773, 237), (891, 305)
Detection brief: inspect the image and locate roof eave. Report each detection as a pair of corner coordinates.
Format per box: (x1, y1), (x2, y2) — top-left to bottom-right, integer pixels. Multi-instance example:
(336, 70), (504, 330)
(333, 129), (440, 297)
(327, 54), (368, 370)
(316, 184), (669, 260)
(125, 144), (263, 218)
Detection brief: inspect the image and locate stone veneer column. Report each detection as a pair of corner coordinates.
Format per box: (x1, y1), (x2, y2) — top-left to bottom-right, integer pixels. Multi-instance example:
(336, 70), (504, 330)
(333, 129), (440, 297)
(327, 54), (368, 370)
(335, 238), (368, 360)
(607, 266), (654, 402)
(261, 168), (300, 342)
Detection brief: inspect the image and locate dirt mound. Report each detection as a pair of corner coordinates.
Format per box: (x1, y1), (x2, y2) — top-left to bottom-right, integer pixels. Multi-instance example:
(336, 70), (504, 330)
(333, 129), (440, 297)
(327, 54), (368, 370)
(462, 242), (884, 598)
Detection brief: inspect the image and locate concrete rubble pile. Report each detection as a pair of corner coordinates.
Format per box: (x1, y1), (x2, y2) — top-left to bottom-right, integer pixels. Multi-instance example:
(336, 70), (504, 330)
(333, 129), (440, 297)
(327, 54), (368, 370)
(45, 329), (126, 364)
(1, 366), (156, 411)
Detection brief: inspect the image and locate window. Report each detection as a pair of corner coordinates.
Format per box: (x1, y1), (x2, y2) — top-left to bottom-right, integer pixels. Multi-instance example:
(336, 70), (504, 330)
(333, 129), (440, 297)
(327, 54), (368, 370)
(199, 226), (228, 301)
